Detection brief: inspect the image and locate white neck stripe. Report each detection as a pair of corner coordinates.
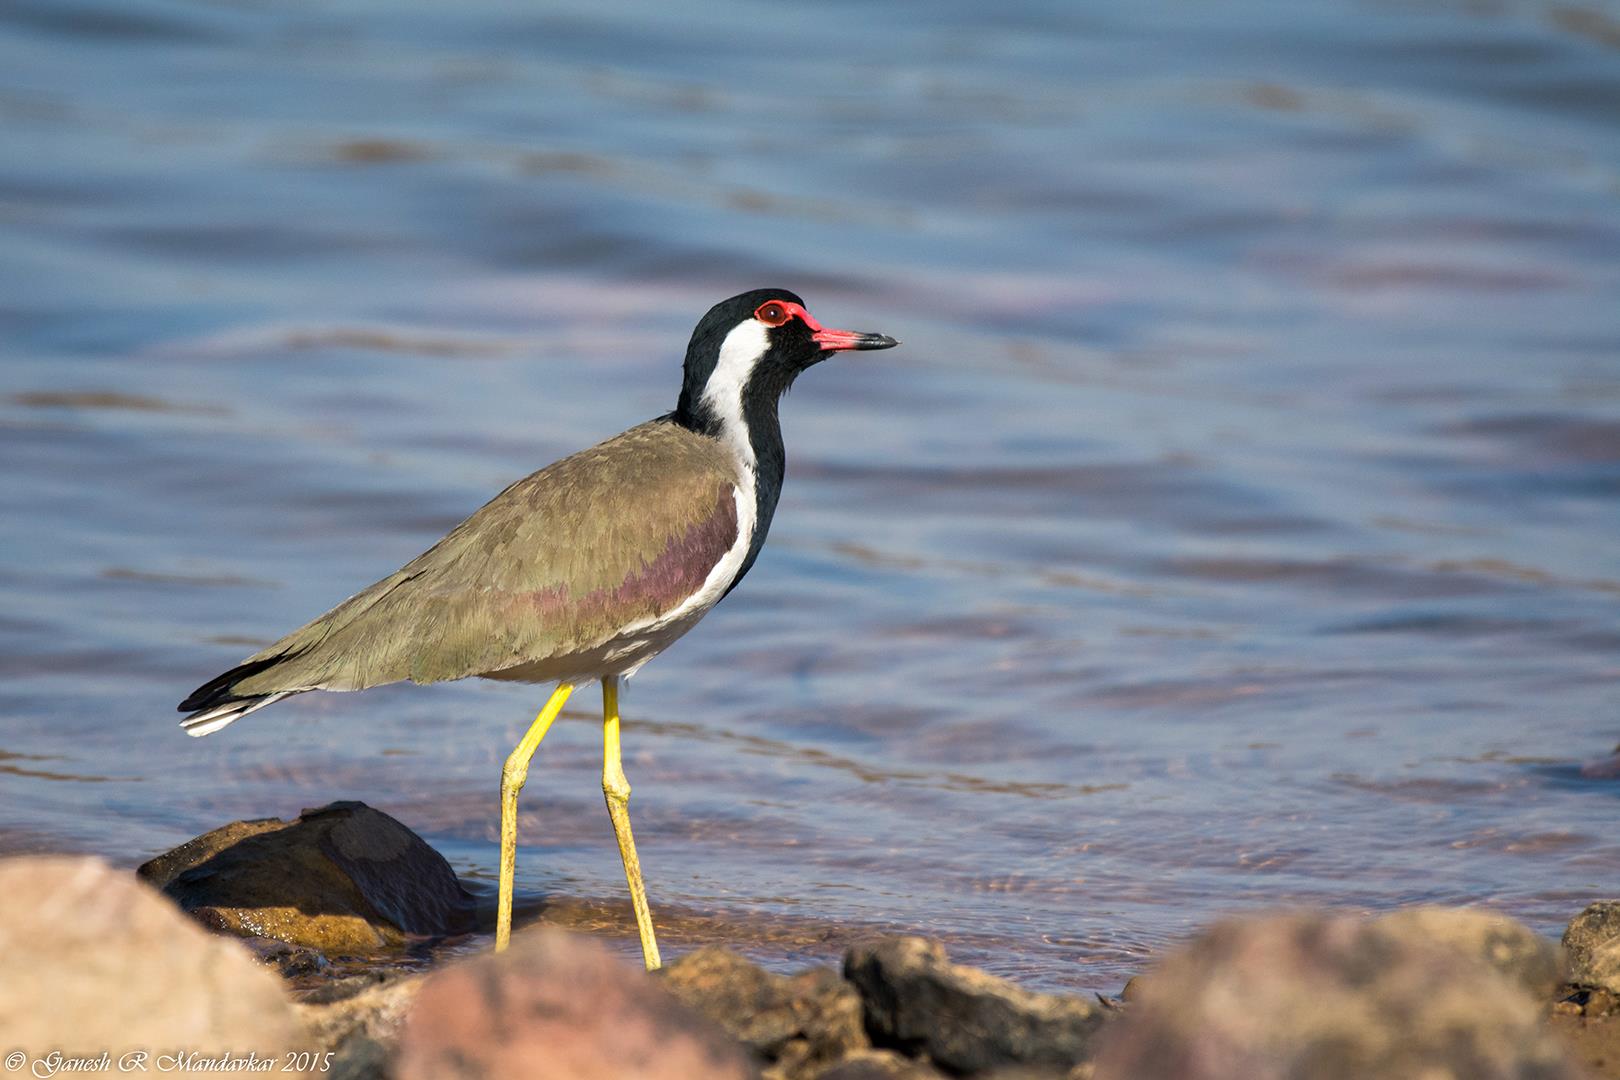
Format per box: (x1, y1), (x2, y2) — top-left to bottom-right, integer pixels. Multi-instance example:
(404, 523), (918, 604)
(699, 319), (768, 471)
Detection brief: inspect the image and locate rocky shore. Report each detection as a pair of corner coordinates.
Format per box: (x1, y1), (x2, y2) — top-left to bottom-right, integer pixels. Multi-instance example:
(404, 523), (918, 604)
(5, 801), (1619, 1080)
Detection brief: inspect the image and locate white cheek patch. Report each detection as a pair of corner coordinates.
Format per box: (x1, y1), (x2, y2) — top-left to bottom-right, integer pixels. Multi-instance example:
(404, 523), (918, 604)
(699, 319), (769, 469)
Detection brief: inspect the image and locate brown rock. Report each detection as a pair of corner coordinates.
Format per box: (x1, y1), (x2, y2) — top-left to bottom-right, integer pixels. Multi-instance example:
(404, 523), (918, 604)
(138, 800), (475, 954)
(1373, 906), (1563, 999)
(1564, 901), (1620, 994)
(0, 856), (307, 1066)
(844, 937), (1108, 1075)
(661, 946), (867, 1079)
(396, 927), (758, 1080)
(1092, 912), (1583, 1080)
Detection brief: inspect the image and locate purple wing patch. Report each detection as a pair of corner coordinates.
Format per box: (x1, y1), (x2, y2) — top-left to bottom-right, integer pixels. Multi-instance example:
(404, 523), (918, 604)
(603, 487), (740, 613)
(518, 487), (740, 639)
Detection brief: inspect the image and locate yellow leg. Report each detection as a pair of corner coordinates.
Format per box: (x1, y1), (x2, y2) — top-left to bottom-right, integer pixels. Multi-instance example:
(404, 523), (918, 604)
(495, 682), (574, 952)
(602, 675), (662, 970)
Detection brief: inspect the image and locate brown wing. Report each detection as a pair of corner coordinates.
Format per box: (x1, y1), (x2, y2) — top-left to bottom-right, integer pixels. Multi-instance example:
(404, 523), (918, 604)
(222, 417), (741, 696)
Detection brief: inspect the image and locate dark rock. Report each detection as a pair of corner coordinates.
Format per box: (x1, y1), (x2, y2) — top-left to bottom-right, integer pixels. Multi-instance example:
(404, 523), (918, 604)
(844, 937), (1108, 1075)
(1564, 901), (1620, 994)
(395, 927), (758, 1080)
(1092, 912), (1582, 1080)
(138, 800), (475, 954)
(0, 856), (307, 1063)
(1373, 906), (1563, 999)
(661, 946), (867, 1080)
(244, 938), (334, 978)
(1585, 987), (1619, 1018)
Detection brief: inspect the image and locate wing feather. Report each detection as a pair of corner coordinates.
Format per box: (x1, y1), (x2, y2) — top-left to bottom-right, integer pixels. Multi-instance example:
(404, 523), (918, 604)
(214, 417), (742, 698)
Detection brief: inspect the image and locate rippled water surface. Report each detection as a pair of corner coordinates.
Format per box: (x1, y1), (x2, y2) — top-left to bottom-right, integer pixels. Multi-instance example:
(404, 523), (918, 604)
(3, 0), (1619, 991)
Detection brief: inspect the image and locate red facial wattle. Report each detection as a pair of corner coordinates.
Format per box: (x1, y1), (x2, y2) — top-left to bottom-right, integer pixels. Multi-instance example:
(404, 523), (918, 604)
(754, 299), (899, 353)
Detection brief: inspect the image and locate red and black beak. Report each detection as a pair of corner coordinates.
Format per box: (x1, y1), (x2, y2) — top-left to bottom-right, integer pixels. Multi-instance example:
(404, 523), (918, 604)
(770, 299), (900, 353)
(811, 326), (900, 352)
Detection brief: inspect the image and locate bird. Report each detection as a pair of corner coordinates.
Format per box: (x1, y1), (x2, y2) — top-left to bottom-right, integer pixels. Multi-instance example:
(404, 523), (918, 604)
(177, 289), (899, 970)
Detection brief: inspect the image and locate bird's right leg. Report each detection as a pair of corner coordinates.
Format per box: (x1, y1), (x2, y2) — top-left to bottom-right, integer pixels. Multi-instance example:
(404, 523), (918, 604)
(601, 674), (662, 970)
(496, 681), (574, 952)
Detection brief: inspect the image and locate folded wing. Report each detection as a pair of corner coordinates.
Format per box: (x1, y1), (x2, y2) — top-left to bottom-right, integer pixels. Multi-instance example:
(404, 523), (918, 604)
(180, 418), (741, 732)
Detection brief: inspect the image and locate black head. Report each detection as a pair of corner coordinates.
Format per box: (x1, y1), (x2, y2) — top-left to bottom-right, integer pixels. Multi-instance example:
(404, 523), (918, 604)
(674, 289), (898, 435)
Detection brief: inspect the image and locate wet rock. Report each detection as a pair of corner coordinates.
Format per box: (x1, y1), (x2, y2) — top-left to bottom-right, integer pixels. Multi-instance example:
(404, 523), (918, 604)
(661, 946), (867, 1079)
(1564, 901), (1620, 994)
(1373, 906), (1563, 999)
(396, 927), (757, 1080)
(0, 855), (307, 1063)
(844, 937), (1109, 1075)
(245, 938), (334, 978)
(1092, 912), (1582, 1080)
(138, 800), (475, 954)
(295, 972), (426, 1080)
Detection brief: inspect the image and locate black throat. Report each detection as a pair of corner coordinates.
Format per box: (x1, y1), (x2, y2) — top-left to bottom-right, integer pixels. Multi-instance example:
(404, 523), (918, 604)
(671, 287), (816, 598)
(672, 368), (791, 598)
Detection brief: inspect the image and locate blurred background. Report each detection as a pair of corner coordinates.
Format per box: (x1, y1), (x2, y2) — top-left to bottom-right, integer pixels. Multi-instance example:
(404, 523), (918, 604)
(2, 0), (1618, 992)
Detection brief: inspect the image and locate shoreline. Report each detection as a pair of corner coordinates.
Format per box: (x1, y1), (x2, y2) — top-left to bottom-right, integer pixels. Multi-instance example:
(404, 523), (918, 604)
(6, 802), (1620, 1078)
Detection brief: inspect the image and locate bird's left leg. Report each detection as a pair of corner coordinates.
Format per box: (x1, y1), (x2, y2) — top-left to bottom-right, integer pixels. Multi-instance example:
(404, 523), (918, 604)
(496, 681), (574, 952)
(601, 675), (662, 970)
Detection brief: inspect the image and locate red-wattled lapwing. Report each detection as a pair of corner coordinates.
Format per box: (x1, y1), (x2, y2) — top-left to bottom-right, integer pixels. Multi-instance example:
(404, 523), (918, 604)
(178, 290), (899, 969)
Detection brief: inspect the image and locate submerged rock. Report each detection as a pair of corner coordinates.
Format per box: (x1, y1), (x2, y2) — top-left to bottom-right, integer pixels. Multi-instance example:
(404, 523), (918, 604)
(138, 800), (475, 954)
(1092, 912), (1581, 1080)
(844, 937), (1108, 1075)
(661, 946), (867, 1079)
(396, 927), (757, 1080)
(1564, 901), (1620, 995)
(0, 855), (307, 1064)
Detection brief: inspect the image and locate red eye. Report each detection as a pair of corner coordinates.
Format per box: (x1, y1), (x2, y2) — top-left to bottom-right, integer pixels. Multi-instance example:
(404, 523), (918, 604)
(755, 301), (790, 327)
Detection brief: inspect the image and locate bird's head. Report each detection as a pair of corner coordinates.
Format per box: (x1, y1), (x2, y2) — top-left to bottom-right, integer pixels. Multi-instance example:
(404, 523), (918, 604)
(676, 289), (898, 442)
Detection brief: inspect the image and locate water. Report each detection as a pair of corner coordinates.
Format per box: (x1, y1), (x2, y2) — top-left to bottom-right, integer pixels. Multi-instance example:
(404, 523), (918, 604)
(2, 0), (1618, 992)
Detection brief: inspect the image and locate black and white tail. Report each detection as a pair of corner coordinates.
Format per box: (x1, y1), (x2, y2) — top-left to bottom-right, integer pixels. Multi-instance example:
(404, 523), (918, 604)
(178, 654), (303, 737)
